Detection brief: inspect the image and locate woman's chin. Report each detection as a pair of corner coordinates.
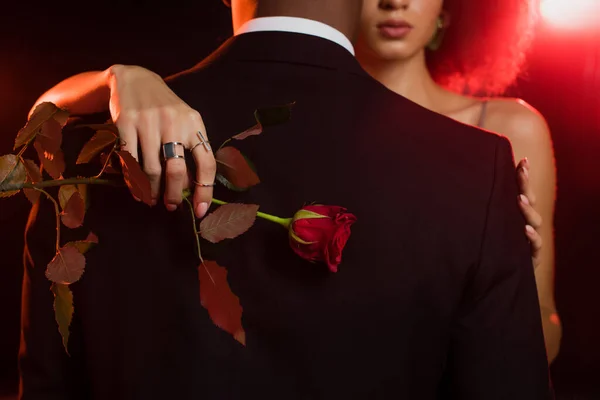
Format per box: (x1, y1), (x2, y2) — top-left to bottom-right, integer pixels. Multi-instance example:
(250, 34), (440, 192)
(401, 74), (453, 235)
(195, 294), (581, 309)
(371, 43), (417, 62)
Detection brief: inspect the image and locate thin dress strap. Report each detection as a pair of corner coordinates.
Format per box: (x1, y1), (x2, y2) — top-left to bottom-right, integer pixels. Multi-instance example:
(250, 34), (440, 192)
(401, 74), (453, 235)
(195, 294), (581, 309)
(477, 100), (489, 129)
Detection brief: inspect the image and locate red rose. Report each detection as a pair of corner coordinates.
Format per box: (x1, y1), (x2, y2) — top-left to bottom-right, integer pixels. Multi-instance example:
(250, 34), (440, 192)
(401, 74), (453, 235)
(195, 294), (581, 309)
(288, 205), (357, 272)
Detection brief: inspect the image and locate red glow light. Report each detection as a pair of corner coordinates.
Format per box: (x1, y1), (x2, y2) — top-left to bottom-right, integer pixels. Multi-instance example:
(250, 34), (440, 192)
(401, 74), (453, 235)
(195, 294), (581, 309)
(540, 0), (599, 29)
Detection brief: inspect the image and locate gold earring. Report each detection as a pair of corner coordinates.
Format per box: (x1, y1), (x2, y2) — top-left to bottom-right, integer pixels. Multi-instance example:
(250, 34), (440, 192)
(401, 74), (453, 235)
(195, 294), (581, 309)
(427, 16), (445, 51)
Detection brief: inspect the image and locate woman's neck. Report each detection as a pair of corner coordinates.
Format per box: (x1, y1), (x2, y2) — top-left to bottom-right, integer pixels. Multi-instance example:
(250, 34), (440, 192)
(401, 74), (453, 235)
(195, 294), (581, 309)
(358, 50), (447, 113)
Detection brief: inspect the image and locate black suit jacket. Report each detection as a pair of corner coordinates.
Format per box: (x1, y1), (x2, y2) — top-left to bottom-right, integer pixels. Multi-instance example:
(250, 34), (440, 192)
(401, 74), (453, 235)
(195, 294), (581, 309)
(20, 31), (552, 399)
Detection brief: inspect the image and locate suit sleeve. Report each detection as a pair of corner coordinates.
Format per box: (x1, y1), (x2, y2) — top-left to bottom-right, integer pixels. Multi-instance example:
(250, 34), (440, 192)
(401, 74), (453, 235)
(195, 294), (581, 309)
(445, 137), (553, 399)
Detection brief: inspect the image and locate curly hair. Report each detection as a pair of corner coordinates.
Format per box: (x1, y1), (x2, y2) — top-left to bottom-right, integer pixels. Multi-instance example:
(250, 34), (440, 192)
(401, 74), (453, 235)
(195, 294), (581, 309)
(427, 0), (539, 96)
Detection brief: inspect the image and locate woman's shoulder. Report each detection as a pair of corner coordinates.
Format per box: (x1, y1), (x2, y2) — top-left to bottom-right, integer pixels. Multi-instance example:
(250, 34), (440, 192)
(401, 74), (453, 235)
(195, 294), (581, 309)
(483, 98), (553, 163)
(483, 98), (548, 139)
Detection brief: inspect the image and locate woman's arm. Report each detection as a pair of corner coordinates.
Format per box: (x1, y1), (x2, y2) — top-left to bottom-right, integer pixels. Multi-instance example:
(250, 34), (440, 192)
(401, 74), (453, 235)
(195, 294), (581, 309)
(27, 65), (215, 219)
(487, 98), (562, 363)
(29, 68), (114, 117)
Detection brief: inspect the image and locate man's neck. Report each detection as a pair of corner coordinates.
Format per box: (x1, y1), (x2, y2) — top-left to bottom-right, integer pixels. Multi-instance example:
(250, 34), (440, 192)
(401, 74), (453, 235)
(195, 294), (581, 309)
(232, 0), (362, 42)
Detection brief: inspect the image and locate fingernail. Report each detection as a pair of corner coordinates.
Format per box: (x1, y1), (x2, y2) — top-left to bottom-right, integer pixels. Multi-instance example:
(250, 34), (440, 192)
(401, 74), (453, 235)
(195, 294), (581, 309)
(196, 202), (209, 218)
(166, 204), (177, 212)
(525, 225), (535, 235)
(521, 166), (529, 179)
(519, 194), (530, 205)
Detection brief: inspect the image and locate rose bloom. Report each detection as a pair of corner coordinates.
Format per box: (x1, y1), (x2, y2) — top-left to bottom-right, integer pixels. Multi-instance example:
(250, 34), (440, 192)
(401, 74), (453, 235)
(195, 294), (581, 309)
(288, 205), (357, 272)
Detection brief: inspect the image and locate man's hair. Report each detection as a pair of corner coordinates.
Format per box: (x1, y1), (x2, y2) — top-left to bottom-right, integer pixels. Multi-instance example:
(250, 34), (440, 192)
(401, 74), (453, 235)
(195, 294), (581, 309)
(427, 0), (538, 96)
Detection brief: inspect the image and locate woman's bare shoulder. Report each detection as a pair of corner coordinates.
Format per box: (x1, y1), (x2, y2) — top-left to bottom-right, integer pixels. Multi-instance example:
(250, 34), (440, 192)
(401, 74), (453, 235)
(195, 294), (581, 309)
(482, 98), (553, 162)
(484, 98), (548, 140)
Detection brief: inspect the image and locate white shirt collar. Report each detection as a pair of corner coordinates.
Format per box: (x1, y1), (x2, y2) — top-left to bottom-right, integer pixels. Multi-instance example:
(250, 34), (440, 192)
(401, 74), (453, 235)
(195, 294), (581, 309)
(235, 16), (355, 56)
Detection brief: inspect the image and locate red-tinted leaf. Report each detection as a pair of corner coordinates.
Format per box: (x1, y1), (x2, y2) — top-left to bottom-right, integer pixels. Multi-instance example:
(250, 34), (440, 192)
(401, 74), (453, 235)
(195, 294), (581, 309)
(23, 159), (42, 182)
(254, 102), (295, 127)
(58, 185), (78, 210)
(232, 123), (263, 140)
(23, 159), (42, 204)
(23, 189), (40, 205)
(53, 109), (70, 127)
(199, 203), (259, 243)
(228, 103), (294, 143)
(77, 130), (117, 164)
(33, 117), (65, 179)
(215, 173), (244, 192)
(37, 118), (63, 154)
(45, 244), (86, 285)
(70, 232), (99, 254)
(198, 260), (245, 345)
(14, 102), (62, 150)
(51, 283), (73, 354)
(0, 155), (26, 198)
(99, 153), (119, 174)
(34, 137), (65, 179)
(77, 184), (90, 211)
(61, 191), (85, 229)
(215, 147), (260, 190)
(116, 150), (152, 205)
(85, 231), (99, 243)
(58, 185), (86, 226)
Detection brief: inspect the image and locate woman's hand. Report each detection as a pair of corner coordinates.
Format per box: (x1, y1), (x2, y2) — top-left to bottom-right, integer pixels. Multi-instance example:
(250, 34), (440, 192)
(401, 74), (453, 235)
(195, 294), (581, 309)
(108, 64), (215, 218)
(516, 158), (543, 268)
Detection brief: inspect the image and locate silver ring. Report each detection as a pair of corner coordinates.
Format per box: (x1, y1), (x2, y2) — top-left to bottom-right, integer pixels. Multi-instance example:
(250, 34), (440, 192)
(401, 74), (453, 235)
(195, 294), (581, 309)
(196, 130), (212, 152)
(162, 142), (185, 160)
(192, 180), (216, 187)
(189, 141), (203, 153)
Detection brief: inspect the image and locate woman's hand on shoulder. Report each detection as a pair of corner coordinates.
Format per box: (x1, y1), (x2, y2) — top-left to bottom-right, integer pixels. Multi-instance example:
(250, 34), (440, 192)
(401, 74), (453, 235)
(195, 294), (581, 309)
(516, 157), (543, 268)
(108, 64), (215, 218)
(485, 98), (556, 268)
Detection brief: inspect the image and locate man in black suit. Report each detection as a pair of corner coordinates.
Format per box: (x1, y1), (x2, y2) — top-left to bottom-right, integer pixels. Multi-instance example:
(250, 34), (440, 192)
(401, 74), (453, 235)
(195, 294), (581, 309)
(20, 0), (552, 398)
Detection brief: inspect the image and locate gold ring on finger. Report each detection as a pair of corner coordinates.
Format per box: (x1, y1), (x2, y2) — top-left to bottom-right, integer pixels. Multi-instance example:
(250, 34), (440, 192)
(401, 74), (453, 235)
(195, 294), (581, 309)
(192, 179), (216, 188)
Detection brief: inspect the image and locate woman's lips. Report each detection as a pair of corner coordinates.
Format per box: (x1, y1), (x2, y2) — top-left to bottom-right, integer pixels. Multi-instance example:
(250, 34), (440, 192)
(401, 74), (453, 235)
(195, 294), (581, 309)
(377, 20), (413, 39)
